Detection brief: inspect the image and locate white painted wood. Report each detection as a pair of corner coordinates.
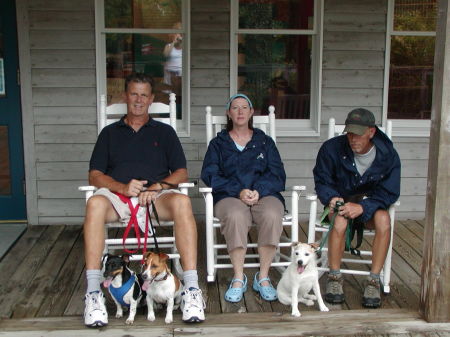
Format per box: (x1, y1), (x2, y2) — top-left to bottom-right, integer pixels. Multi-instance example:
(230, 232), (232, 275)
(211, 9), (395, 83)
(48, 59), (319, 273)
(34, 107), (97, 125)
(323, 32), (385, 50)
(324, 12), (386, 32)
(29, 10), (94, 30)
(323, 50), (385, 69)
(31, 49), (95, 68)
(322, 70), (384, 88)
(16, 0), (39, 225)
(37, 162), (88, 180)
(325, 0), (388, 13)
(29, 30), (95, 49)
(31, 69), (96, 87)
(322, 88), (383, 107)
(32, 88), (96, 106)
(36, 144), (93, 162)
(28, 0), (93, 10)
(35, 125), (97, 144)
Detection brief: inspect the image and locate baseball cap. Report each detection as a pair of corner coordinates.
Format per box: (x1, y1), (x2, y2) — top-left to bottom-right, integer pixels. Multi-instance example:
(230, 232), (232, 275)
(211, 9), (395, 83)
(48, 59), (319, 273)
(343, 108), (376, 136)
(226, 93), (253, 110)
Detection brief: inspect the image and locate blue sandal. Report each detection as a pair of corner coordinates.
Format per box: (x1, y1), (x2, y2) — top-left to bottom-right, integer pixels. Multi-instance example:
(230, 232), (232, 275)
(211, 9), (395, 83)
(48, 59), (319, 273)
(224, 275), (247, 303)
(253, 272), (277, 301)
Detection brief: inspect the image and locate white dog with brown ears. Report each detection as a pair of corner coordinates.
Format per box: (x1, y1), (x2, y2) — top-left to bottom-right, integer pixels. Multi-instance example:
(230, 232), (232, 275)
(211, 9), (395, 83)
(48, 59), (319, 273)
(141, 252), (182, 324)
(277, 242), (329, 317)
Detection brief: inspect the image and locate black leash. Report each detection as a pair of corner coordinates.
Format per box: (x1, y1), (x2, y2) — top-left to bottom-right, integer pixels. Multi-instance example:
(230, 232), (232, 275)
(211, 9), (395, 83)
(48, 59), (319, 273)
(317, 201), (362, 256)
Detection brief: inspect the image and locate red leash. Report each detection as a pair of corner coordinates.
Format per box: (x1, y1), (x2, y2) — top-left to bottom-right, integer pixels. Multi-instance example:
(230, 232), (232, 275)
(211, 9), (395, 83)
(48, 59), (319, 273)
(113, 192), (149, 259)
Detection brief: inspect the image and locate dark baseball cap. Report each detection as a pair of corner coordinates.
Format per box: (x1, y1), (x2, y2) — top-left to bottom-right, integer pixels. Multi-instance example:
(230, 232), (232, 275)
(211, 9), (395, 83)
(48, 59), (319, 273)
(226, 93), (253, 110)
(343, 108), (376, 136)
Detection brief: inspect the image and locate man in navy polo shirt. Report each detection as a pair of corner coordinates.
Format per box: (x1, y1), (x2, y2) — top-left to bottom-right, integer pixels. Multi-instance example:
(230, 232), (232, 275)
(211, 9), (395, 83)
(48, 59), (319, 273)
(83, 73), (205, 327)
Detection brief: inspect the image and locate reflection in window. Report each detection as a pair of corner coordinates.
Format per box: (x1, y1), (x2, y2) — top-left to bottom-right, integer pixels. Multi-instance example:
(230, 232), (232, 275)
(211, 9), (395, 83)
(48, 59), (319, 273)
(101, 0), (184, 118)
(388, 0), (436, 120)
(237, 0), (314, 119)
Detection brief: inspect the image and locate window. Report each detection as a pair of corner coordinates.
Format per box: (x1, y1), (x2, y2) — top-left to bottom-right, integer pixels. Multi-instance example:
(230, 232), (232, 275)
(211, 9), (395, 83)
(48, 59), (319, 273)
(231, 0), (323, 136)
(384, 0), (436, 136)
(95, 0), (190, 135)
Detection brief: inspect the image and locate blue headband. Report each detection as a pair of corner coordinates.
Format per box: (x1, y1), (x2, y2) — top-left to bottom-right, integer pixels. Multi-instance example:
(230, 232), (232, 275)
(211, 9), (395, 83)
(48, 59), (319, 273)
(226, 93), (253, 110)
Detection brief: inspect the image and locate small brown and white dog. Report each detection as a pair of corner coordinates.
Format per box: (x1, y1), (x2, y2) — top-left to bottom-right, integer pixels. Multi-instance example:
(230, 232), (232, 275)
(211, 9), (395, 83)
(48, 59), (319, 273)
(141, 252), (182, 324)
(277, 242), (329, 317)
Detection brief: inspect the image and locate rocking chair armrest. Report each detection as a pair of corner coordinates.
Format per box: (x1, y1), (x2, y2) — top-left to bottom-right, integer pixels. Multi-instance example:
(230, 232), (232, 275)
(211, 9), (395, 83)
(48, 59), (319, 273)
(199, 187), (212, 194)
(78, 185), (97, 192)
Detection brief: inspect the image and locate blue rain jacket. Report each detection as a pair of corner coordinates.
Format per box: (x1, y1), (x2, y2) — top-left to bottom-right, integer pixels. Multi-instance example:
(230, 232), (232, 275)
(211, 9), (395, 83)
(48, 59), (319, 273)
(313, 128), (401, 223)
(201, 128), (286, 206)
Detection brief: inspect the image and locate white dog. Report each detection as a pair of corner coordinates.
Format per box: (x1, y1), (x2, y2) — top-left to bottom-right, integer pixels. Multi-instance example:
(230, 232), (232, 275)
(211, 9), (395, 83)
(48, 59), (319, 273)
(277, 242), (329, 317)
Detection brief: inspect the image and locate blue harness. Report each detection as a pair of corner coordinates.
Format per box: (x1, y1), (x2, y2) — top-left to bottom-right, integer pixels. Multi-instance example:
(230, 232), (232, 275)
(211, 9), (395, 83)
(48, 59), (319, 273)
(109, 273), (138, 307)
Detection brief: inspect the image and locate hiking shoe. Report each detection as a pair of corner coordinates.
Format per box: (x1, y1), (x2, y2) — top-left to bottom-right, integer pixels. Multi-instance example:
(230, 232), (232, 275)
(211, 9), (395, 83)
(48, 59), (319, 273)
(181, 287), (206, 323)
(325, 273), (345, 304)
(362, 276), (381, 308)
(84, 291), (108, 327)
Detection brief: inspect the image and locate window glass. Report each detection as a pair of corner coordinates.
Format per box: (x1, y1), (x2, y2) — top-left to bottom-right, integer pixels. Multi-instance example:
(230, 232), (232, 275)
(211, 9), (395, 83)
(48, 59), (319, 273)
(388, 36), (434, 120)
(393, 0), (437, 31)
(105, 0), (181, 29)
(238, 34), (311, 118)
(239, 0), (314, 30)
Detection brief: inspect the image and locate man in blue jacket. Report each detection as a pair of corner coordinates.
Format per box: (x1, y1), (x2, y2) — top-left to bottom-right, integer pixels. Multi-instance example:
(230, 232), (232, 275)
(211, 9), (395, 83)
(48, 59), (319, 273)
(313, 108), (400, 308)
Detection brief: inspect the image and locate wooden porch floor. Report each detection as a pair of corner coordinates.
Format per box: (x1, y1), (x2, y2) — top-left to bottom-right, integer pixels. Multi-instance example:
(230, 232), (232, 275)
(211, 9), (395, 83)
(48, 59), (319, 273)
(0, 219), (449, 336)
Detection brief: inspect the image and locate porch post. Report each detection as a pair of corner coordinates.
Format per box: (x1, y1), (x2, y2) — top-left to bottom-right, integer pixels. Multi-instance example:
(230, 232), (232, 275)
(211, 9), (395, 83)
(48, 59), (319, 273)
(419, 0), (450, 323)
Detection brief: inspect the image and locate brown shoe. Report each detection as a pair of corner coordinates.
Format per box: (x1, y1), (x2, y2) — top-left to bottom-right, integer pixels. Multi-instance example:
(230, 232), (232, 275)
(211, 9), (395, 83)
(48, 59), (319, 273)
(325, 273), (344, 304)
(362, 276), (381, 308)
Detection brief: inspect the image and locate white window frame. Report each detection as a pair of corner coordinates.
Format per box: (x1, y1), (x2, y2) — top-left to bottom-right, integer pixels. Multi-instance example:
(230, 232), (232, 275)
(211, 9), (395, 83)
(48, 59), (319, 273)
(382, 0), (435, 137)
(95, 0), (191, 137)
(230, 0), (323, 136)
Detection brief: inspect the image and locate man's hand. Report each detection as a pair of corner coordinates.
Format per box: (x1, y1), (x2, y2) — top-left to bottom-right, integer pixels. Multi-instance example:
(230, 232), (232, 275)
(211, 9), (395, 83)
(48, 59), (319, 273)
(338, 202), (363, 219)
(138, 182), (162, 206)
(122, 179), (148, 197)
(328, 197), (344, 215)
(239, 189), (259, 206)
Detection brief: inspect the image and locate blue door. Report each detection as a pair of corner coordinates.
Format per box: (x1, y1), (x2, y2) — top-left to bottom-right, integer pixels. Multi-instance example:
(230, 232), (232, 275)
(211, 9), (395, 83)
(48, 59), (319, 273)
(0, 0), (26, 220)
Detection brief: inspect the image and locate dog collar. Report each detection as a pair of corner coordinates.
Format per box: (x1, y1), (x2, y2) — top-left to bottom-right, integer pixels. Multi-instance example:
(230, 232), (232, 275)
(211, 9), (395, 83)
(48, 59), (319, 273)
(109, 273), (137, 307)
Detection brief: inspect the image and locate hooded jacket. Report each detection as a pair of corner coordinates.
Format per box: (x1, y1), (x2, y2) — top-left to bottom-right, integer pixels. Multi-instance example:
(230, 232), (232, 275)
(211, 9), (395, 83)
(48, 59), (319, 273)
(313, 128), (401, 223)
(201, 128), (286, 206)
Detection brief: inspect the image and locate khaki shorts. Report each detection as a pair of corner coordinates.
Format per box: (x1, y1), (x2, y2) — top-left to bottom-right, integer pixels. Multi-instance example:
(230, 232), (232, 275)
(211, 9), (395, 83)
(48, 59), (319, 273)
(94, 187), (182, 235)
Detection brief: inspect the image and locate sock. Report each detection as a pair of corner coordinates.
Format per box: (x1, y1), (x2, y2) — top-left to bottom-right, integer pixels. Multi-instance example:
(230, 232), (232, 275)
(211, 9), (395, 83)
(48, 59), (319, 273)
(183, 269), (199, 290)
(86, 269), (103, 294)
(369, 272), (380, 280)
(329, 269), (341, 276)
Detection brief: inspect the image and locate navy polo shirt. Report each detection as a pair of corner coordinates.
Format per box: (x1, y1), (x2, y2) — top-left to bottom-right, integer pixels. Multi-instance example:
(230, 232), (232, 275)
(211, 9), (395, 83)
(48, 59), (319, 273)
(89, 117), (186, 185)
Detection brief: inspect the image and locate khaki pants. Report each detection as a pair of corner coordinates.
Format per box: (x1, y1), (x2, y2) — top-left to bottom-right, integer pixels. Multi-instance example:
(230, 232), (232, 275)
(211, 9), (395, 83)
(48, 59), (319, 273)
(214, 196), (284, 252)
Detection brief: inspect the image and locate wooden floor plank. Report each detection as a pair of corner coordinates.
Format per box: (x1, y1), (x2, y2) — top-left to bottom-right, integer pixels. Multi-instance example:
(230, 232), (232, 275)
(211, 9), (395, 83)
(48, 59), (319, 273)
(400, 220), (425, 241)
(36, 226), (85, 317)
(11, 226), (82, 318)
(0, 225), (65, 318)
(395, 221), (424, 256)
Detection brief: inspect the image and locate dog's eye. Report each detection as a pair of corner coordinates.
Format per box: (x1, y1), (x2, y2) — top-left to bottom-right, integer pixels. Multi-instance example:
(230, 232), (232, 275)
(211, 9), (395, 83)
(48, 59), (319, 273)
(151, 264), (157, 269)
(295, 252), (299, 255)
(305, 253), (309, 256)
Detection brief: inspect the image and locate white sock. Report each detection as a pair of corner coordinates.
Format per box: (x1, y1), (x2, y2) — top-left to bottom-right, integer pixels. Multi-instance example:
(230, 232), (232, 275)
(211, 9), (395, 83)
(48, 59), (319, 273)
(86, 269), (102, 294)
(183, 269), (199, 290)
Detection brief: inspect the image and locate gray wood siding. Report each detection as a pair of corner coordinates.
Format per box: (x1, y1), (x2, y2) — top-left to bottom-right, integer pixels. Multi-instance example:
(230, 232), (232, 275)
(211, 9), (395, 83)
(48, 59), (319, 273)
(18, 0), (428, 225)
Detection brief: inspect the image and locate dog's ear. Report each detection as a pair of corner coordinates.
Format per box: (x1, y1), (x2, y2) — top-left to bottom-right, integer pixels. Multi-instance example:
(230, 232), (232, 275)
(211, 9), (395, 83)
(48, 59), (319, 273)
(309, 242), (320, 250)
(291, 242), (299, 247)
(122, 254), (131, 264)
(143, 251), (152, 260)
(158, 253), (170, 262)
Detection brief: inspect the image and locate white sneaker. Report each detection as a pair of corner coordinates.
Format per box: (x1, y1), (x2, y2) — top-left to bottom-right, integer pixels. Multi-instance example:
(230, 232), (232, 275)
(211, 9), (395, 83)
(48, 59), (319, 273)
(180, 287), (206, 323)
(84, 291), (108, 327)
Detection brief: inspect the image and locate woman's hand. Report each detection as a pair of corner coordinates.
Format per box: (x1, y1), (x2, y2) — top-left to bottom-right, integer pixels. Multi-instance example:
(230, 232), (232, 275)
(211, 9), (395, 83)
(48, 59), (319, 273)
(239, 189), (259, 206)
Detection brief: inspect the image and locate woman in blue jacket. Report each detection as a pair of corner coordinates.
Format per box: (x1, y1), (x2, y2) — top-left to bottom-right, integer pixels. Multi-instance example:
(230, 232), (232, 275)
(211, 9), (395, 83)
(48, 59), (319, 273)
(201, 94), (286, 303)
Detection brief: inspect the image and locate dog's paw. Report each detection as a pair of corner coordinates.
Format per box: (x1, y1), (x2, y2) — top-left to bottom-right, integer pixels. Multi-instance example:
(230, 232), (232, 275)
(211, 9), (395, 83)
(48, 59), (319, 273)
(291, 310), (301, 317)
(147, 313), (156, 322)
(320, 305), (329, 312)
(115, 312), (123, 318)
(305, 299), (314, 306)
(125, 318), (134, 325)
(165, 315), (173, 324)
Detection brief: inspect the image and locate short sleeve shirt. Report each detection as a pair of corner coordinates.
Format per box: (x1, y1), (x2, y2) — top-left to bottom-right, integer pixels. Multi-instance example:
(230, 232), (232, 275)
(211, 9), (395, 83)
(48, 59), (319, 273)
(89, 117), (186, 185)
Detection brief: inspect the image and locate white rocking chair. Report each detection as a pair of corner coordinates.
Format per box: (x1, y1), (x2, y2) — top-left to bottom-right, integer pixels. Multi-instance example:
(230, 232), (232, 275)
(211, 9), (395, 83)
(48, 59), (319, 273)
(79, 93), (194, 269)
(306, 118), (400, 293)
(199, 105), (306, 282)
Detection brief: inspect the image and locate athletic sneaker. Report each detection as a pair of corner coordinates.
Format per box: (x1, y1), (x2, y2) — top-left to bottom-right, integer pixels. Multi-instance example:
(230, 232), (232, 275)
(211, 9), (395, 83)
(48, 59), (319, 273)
(180, 287), (206, 323)
(325, 272), (345, 304)
(84, 291), (108, 327)
(362, 276), (381, 308)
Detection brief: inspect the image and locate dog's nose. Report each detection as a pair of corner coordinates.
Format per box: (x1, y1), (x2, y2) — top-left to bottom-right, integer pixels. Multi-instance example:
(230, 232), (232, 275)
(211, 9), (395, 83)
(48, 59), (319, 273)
(297, 260), (304, 267)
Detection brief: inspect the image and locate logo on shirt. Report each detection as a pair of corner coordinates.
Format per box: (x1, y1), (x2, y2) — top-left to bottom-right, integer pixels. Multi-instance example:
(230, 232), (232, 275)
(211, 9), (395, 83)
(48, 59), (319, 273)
(256, 153), (264, 160)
